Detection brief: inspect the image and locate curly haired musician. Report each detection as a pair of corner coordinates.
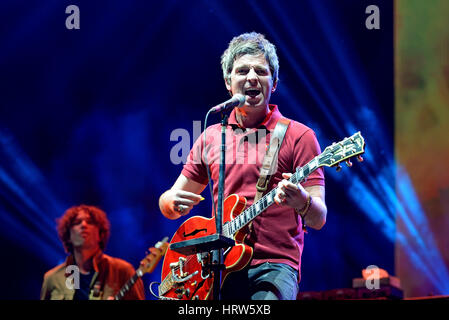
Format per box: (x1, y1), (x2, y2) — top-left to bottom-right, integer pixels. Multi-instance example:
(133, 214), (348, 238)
(40, 205), (145, 300)
(159, 32), (327, 300)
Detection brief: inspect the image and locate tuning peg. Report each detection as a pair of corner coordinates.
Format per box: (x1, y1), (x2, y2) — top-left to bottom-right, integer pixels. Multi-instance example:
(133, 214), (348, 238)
(335, 164), (342, 172)
(357, 155), (364, 162)
(345, 160), (352, 167)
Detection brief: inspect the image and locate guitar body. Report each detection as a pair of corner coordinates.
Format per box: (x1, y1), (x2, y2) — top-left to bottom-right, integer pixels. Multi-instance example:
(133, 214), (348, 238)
(161, 194), (253, 300)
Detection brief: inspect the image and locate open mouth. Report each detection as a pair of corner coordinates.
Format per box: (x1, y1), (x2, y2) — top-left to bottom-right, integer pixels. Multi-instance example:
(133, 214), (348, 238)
(245, 89), (261, 98)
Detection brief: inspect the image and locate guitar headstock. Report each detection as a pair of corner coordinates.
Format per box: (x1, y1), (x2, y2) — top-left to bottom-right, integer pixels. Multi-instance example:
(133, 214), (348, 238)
(139, 237), (169, 274)
(319, 132), (365, 170)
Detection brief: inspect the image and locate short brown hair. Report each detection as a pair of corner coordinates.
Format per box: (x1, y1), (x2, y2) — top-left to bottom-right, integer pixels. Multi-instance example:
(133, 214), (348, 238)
(221, 32), (279, 86)
(57, 205), (110, 253)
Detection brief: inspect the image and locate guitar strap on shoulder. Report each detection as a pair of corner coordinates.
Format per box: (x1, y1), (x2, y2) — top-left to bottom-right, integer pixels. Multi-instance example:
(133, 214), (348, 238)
(254, 118), (290, 202)
(89, 255), (109, 300)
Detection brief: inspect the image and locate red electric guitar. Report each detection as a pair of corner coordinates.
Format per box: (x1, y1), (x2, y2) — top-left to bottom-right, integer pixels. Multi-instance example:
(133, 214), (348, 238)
(159, 132), (365, 300)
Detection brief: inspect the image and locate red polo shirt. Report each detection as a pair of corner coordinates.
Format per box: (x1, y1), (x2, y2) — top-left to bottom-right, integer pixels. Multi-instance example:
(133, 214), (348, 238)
(181, 105), (324, 281)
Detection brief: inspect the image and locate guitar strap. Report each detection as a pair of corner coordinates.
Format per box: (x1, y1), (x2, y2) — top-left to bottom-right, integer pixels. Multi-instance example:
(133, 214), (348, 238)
(254, 118), (290, 202)
(88, 256), (109, 300)
(245, 118), (289, 236)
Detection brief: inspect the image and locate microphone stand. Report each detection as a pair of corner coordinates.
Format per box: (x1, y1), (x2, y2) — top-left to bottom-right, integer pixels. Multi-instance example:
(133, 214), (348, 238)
(168, 111), (234, 300)
(210, 112), (228, 300)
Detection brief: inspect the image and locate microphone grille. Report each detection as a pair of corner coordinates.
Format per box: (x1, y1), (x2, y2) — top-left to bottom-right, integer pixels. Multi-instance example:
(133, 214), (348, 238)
(233, 93), (246, 107)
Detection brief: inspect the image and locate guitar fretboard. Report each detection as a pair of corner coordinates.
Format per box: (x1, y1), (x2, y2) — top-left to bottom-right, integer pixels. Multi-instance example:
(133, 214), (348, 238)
(221, 131), (364, 238)
(159, 273), (174, 296)
(223, 156), (321, 238)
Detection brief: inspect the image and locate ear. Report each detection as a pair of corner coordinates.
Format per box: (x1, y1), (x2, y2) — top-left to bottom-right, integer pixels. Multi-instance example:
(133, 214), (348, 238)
(225, 77), (231, 92)
(272, 80), (277, 93)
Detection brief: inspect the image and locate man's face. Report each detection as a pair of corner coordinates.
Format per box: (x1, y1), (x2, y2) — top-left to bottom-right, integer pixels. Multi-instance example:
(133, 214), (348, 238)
(69, 210), (100, 251)
(225, 53), (276, 110)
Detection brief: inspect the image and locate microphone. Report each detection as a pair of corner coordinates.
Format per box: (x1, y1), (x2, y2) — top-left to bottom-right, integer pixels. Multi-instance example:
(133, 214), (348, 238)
(209, 94), (246, 114)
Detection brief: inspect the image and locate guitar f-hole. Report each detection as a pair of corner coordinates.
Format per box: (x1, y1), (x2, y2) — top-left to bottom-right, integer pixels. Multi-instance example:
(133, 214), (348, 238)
(183, 228), (207, 238)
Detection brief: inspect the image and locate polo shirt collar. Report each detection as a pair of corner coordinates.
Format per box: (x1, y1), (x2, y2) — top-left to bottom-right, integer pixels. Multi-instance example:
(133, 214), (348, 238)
(228, 104), (282, 131)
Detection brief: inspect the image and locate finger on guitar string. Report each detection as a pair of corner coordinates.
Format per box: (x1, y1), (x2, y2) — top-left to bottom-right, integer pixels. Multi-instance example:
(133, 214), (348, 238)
(281, 172), (293, 179)
(283, 186), (301, 198)
(274, 190), (286, 205)
(278, 178), (302, 193)
(280, 172), (307, 194)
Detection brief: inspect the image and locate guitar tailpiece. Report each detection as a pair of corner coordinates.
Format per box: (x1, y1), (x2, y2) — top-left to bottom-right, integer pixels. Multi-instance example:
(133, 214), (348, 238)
(171, 269), (198, 283)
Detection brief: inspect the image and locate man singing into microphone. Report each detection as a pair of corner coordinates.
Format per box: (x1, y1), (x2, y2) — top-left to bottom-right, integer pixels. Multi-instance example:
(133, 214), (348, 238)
(159, 32), (327, 300)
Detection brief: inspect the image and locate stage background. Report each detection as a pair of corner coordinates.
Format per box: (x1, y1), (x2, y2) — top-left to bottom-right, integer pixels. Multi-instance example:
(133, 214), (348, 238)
(0, 0), (445, 299)
(395, 0), (449, 297)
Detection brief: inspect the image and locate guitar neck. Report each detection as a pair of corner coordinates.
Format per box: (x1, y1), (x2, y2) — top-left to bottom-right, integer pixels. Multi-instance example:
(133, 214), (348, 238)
(114, 269), (143, 300)
(159, 273), (174, 297)
(224, 156), (321, 237)
(223, 131), (365, 237)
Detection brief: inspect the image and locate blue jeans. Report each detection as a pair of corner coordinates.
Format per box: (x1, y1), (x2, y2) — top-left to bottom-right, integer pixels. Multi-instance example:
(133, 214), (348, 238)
(220, 262), (299, 300)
